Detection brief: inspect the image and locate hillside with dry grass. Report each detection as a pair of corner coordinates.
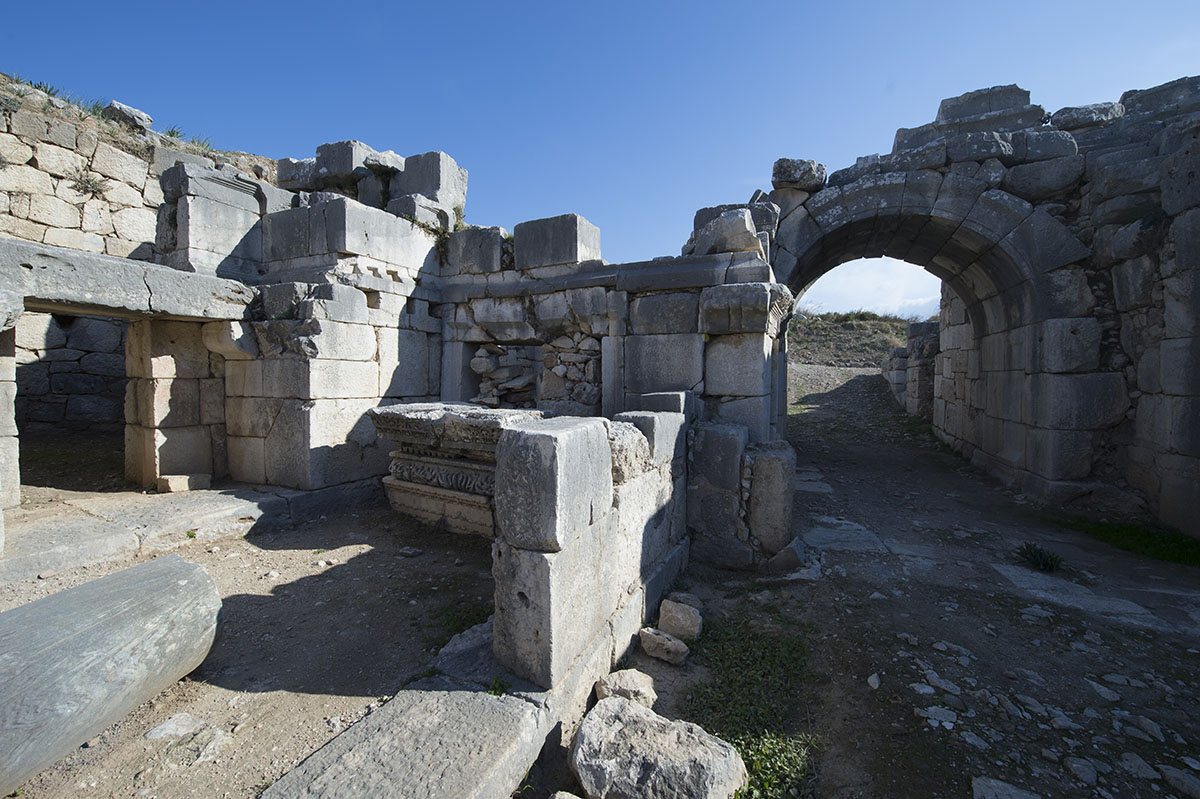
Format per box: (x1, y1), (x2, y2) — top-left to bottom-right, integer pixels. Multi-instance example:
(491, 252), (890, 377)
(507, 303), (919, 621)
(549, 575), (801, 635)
(787, 309), (919, 367)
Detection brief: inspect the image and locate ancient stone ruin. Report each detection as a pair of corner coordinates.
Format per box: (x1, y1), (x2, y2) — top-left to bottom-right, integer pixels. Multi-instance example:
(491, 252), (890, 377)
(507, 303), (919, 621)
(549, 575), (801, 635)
(0, 74), (1197, 795)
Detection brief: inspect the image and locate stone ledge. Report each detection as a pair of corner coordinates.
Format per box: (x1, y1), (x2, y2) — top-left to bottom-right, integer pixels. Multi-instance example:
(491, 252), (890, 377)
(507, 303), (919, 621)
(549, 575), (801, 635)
(0, 238), (254, 320)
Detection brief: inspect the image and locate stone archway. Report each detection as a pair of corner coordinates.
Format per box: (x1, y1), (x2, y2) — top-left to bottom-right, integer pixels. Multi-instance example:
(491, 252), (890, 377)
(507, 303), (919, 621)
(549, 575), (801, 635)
(768, 167), (1121, 500)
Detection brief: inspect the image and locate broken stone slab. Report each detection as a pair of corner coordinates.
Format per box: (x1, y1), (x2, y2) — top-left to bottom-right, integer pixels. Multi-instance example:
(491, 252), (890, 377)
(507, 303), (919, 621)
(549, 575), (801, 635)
(1050, 102), (1125, 130)
(937, 85), (1031, 123)
(657, 599), (702, 641)
(144, 712), (207, 739)
(0, 556), (220, 797)
(772, 158), (826, 192)
(608, 420), (652, 484)
(263, 678), (550, 799)
(691, 209), (763, 258)
(595, 669), (657, 708)
(766, 537), (808, 574)
(101, 100), (153, 130)
(639, 627), (688, 665)
(277, 157), (318, 190)
(571, 697), (746, 799)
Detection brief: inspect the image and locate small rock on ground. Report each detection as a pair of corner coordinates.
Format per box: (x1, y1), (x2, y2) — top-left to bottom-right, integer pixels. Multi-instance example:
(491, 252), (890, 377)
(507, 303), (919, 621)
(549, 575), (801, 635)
(658, 599), (702, 641)
(595, 668), (657, 708)
(639, 627), (689, 665)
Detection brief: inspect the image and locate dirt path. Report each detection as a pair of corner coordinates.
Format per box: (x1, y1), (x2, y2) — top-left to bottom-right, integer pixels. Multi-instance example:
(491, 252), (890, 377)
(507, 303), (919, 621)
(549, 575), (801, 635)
(640, 365), (1200, 799)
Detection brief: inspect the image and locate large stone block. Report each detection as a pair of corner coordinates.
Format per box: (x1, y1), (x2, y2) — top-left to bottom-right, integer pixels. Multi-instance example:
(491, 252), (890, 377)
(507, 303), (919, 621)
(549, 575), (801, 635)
(936, 85), (1030, 123)
(1159, 337), (1200, 396)
(746, 441), (796, 555)
(771, 159), (826, 192)
(447, 226), (507, 275)
(126, 321), (210, 380)
(624, 334), (704, 394)
(389, 151), (467, 210)
(513, 214), (601, 269)
(175, 195), (262, 270)
(1024, 373), (1129, 430)
(1038, 317), (1101, 373)
(492, 522), (614, 688)
(714, 395), (773, 442)
(699, 283), (791, 335)
(628, 292), (698, 335)
(379, 328), (430, 397)
(311, 198), (439, 272)
(494, 417), (613, 552)
(1025, 428), (1094, 481)
(705, 333), (772, 397)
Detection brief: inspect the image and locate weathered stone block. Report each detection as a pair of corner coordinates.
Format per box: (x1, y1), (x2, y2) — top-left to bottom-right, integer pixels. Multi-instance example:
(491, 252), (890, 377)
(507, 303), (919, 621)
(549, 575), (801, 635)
(447, 226), (507, 275)
(771, 159), (826, 192)
(1160, 337), (1200, 396)
(699, 283), (790, 335)
(91, 143), (147, 189)
(608, 421), (652, 484)
(492, 525), (613, 688)
(705, 333), (772, 397)
(1038, 318), (1101, 373)
(389, 150), (467, 210)
(715, 395), (772, 442)
(513, 214), (601, 269)
(1024, 373), (1129, 430)
(1050, 102), (1124, 130)
(690, 423), (746, 493)
(126, 321), (210, 380)
(946, 132), (1014, 163)
(494, 417), (613, 552)
(1000, 155), (1084, 201)
(628, 292), (698, 335)
(624, 334), (704, 394)
(613, 411), (686, 468)
(1025, 428), (1094, 481)
(379, 328), (430, 397)
(313, 198), (439, 272)
(747, 441), (796, 555)
(936, 85), (1030, 123)
(692, 209), (763, 258)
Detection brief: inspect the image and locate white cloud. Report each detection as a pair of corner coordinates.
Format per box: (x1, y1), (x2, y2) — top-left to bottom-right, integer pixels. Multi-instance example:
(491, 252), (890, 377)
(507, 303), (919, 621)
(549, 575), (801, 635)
(796, 258), (942, 319)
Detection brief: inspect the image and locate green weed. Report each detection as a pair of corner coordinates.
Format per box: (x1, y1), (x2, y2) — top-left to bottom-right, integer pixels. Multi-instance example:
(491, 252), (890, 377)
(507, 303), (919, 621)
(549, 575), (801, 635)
(1015, 541), (1063, 572)
(681, 613), (816, 797)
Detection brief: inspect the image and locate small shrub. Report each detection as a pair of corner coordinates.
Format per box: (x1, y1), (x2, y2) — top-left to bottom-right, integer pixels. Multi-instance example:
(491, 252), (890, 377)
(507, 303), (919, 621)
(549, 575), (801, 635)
(188, 135), (213, 150)
(67, 167), (106, 198)
(186, 529), (198, 539)
(487, 676), (509, 696)
(1016, 541), (1063, 572)
(163, 125), (183, 139)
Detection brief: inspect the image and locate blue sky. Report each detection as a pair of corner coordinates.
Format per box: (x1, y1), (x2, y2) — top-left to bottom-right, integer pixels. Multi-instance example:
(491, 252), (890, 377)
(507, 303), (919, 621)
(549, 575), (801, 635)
(5, 1), (1197, 318)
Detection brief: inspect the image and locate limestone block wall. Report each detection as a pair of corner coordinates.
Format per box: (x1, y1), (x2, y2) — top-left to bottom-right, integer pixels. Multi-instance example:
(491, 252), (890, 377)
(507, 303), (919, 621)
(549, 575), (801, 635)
(124, 320), (226, 487)
(882, 347), (908, 407)
(491, 412), (688, 690)
(0, 86), (211, 261)
(218, 282), (441, 491)
(14, 313), (127, 432)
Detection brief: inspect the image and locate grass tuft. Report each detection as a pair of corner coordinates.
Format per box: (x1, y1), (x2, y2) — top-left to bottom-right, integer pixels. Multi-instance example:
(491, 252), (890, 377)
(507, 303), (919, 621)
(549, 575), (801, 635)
(1016, 541), (1063, 572)
(681, 612), (816, 798)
